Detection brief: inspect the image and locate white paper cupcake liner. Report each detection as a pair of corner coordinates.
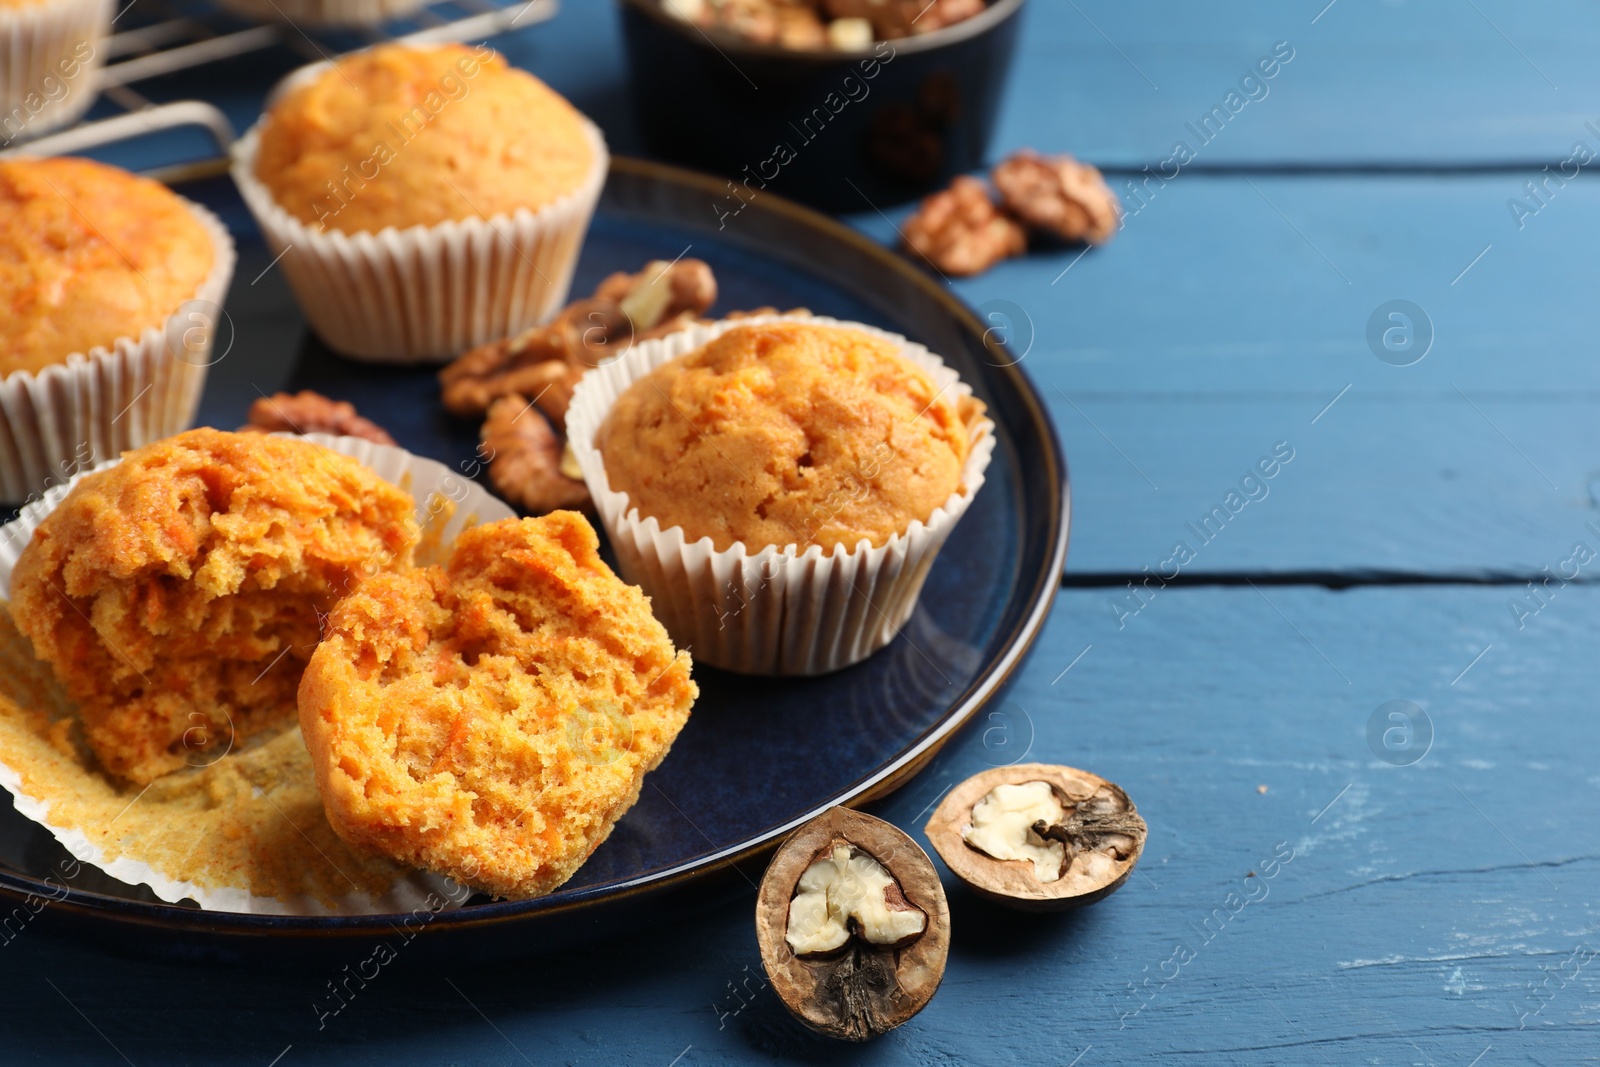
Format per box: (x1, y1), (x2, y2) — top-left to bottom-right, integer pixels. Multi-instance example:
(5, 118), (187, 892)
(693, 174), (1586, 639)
(0, 0), (109, 145)
(567, 314), (996, 676)
(213, 0), (423, 28)
(0, 433), (517, 914)
(0, 198), (236, 504)
(230, 110), (609, 364)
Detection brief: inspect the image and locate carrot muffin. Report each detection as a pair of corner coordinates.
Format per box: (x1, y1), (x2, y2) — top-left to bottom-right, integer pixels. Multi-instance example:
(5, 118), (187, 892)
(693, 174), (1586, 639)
(596, 321), (981, 553)
(253, 44), (597, 235)
(8, 429), (417, 785)
(232, 43), (606, 362)
(567, 314), (994, 675)
(298, 512), (697, 899)
(0, 156), (215, 376)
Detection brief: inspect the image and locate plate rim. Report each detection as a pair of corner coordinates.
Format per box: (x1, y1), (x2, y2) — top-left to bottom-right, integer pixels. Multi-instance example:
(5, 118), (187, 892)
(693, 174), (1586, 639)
(0, 155), (1070, 937)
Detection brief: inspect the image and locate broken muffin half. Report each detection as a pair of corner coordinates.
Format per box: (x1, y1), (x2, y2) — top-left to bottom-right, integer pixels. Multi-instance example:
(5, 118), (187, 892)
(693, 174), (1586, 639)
(297, 512), (697, 899)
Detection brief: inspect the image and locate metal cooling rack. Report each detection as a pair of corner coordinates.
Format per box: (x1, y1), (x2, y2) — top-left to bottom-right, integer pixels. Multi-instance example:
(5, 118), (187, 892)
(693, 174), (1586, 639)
(3, 0), (557, 181)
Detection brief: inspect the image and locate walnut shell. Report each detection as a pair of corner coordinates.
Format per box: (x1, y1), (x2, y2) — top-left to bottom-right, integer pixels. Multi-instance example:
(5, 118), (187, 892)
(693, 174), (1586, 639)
(925, 763), (1146, 911)
(756, 807), (949, 1041)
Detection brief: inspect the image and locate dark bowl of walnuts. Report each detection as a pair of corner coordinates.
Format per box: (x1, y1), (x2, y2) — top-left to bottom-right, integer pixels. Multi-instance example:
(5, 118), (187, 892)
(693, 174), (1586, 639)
(617, 0), (1027, 212)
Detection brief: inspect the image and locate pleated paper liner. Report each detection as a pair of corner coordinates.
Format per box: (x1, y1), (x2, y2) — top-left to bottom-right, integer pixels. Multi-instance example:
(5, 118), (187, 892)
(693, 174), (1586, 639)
(0, 0), (109, 142)
(566, 314), (996, 676)
(0, 434), (514, 915)
(0, 197), (236, 503)
(230, 107), (609, 364)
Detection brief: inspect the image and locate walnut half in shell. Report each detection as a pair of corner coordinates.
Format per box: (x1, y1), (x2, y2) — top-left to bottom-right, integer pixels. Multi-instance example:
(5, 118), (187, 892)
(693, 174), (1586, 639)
(756, 807), (949, 1041)
(925, 763), (1146, 911)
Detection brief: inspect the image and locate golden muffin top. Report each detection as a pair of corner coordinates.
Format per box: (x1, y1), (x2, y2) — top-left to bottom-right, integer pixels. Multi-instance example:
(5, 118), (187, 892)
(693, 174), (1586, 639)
(253, 44), (597, 234)
(298, 512), (697, 899)
(0, 157), (214, 377)
(597, 321), (981, 553)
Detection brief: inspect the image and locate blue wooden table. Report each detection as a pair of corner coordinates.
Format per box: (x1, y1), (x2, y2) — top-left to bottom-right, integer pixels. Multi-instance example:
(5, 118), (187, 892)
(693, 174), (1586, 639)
(6, 2), (1599, 1064)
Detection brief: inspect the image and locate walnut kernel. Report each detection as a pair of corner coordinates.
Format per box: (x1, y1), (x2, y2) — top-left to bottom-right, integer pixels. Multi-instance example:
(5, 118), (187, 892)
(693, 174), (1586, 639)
(482, 394), (591, 515)
(901, 175), (1026, 277)
(993, 150), (1122, 245)
(440, 259), (717, 428)
(239, 390), (396, 446)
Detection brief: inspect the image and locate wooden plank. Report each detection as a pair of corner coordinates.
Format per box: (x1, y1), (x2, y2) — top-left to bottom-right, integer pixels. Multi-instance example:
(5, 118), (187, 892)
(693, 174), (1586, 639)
(855, 176), (1600, 396)
(983, 0), (1591, 168)
(1048, 393), (1600, 577)
(3, 586), (1592, 1064)
(844, 177), (1600, 576)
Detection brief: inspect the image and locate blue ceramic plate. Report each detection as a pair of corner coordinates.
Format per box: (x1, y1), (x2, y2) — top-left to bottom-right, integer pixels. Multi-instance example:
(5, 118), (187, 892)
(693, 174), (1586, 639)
(0, 159), (1067, 958)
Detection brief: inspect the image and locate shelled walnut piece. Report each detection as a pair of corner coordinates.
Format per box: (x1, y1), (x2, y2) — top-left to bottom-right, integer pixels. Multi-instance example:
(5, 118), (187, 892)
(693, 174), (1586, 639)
(439, 258), (717, 428)
(785, 844), (927, 955)
(482, 393), (591, 515)
(823, 0), (985, 38)
(757, 807), (949, 1042)
(926, 763), (1147, 911)
(901, 175), (1026, 277)
(663, 0), (987, 48)
(962, 780), (1069, 881)
(993, 149), (1121, 245)
(901, 151), (1122, 277)
(240, 390), (396, 445)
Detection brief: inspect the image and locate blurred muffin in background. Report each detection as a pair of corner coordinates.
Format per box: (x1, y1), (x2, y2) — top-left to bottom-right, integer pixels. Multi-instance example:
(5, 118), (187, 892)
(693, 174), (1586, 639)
(0, 156), (235, 502)
(0, 157), (214, 375)
(0, 0), (108, 143)
(252, 44), (597, 234)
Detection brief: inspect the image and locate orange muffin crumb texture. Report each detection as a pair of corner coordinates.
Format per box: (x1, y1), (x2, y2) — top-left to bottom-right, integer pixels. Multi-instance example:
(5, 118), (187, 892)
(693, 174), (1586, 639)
(0, 156), (214, 376)
(253, 43), (596, 234)
(8, 429), (418, 786)
(298, 513), (696, 899)
(597, 322), (981, 553)
(0, 608), (435, 907)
